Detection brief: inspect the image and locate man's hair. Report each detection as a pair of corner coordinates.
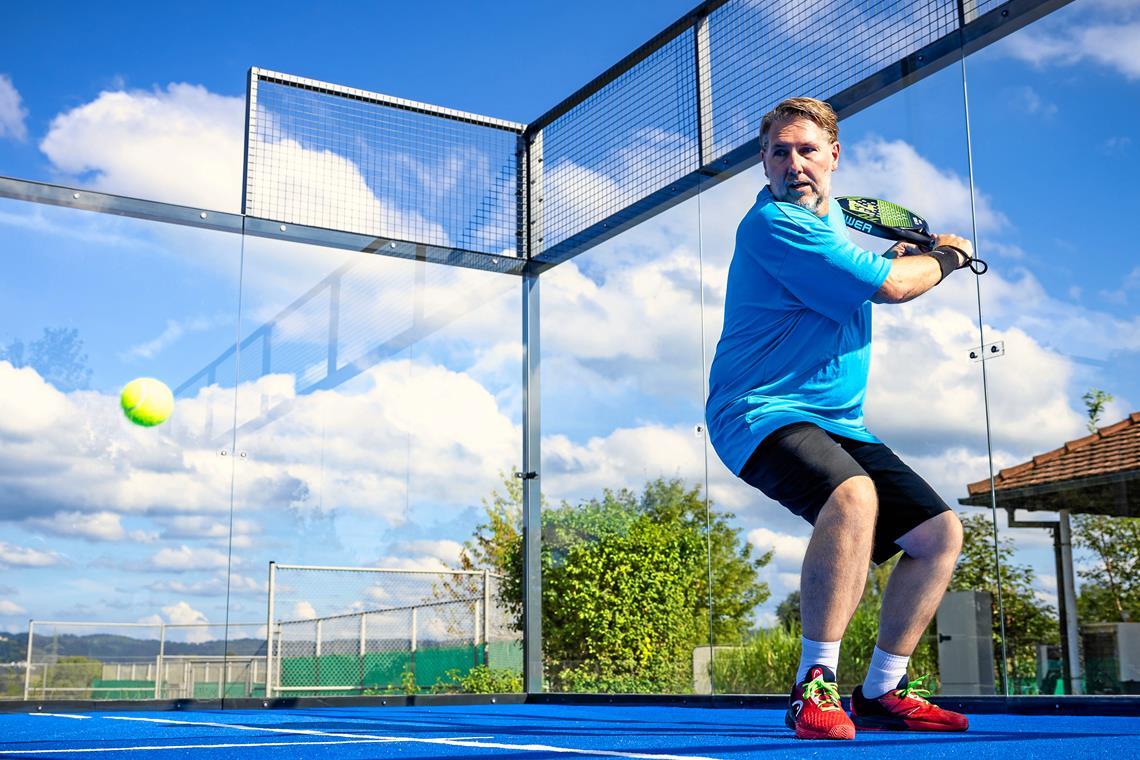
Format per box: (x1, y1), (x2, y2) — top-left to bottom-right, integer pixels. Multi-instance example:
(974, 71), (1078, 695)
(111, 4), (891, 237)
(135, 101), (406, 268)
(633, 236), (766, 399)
(759, 97), (839, 150)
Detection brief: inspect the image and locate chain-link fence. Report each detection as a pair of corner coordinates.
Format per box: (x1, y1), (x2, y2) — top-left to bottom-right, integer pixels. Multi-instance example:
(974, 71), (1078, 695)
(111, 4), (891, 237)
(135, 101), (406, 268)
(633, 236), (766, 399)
(267, 563), (520, 696)
(21, 621), (266, 701)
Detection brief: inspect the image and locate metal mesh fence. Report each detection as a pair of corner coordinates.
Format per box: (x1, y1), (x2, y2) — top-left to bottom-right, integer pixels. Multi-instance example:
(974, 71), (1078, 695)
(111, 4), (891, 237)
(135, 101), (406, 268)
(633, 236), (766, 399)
(525, 0), (983, 263)
(535, 29), (699, 254)
(243, 3), (1052, 269)
(704, 0), (958, 160)
(21, 621), (265, 701)
(267, 564), (520, 696)
(244, 70), (524, 257)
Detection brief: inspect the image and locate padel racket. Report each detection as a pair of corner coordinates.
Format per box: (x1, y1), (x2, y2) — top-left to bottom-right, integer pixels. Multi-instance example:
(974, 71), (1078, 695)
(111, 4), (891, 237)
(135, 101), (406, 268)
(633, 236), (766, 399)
(836, 196), (987, 275)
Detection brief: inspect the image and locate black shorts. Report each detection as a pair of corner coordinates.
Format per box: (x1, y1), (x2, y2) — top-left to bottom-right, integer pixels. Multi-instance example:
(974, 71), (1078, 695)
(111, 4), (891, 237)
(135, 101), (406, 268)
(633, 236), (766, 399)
(739, 422), (949, 564)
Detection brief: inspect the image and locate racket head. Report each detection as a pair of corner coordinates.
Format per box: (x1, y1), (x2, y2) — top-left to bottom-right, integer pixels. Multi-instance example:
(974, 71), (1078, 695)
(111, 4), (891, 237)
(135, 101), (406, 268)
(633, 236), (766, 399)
(836, 196), (934, 247)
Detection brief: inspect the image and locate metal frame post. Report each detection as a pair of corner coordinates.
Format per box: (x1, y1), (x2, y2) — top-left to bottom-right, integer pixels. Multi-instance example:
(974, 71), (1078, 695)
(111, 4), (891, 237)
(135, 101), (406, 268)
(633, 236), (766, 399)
(482, 568), (490, 664)
(265, 561), (276, 698)
(1059, 510), (1083, 694)
(694, 14), (715, 166)
(155, 624), (166, 699)
(527, 133), (544, 258)
(23, 621), (34, 701)
(521, 270), (542, 693)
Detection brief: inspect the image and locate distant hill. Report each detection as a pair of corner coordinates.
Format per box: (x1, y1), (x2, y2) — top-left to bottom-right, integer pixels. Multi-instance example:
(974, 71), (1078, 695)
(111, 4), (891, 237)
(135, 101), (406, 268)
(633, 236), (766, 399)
(0, 632), (266, 663)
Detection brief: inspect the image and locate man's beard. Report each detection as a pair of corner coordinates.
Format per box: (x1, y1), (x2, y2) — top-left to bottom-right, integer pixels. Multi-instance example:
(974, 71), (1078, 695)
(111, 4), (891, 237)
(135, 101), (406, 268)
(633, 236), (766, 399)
(775, 183), (823, 214)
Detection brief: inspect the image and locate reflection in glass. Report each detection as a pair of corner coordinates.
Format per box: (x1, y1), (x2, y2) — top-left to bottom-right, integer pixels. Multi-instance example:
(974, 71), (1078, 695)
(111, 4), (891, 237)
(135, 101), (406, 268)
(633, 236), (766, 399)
(0, 198), (242, 700)
(228, 235), (523, 697)
(537, 190), (759, 694)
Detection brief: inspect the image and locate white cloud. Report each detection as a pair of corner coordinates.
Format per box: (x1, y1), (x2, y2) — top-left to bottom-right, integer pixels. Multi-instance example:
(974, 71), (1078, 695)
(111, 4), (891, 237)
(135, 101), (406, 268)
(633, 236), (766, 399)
(139, 601), (212, 642)
(148, 545), (230, 571)
(0, 358), (519, 527)
(543, 425), (704, 504)
(833, 137), (1006, 236)
(0, 600), (27, 616)
(0, 541), (64, 568)
(0, 361), (71, 438)
(147, 572), (261, 597)
(0, 74), (28, 141)
(158, 516), (259, 547)
(40, 84), (245, 211)
(162, 600), (209, 626)
(1002, 14), (1140, 80)
(26, 511), (126, 542)
(292, 601), (317, 620)
(380, 539), (465, 570)
(1009, 86), (1057, 118)
(747, 527), (809, 568)
(120, 317), (223, 361)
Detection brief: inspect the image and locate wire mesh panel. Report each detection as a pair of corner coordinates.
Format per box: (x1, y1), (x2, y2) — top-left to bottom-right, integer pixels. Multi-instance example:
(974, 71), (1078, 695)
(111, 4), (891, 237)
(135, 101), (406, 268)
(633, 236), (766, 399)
(22, 621), (265, 701)
(535, 30), (700, 256)
(267, 564), (520, 696)
(523, 0), (1059, 266)
(244, 69), (525, 257)
(704, 0), (959, 160)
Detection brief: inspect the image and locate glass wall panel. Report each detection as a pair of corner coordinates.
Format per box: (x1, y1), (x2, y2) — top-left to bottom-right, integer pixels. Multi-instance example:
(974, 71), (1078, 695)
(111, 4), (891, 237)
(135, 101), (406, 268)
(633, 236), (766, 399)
(0, 195), (242, 700)
(700, 61), (994, 695)
(537, 188), (717, 694)
(229, 234), (523, 699)
(966, 0), (1140, 696)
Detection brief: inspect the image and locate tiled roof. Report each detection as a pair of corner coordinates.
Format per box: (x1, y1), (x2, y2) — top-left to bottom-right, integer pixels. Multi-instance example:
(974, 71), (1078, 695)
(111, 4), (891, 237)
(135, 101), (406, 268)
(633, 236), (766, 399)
(967, 412), (1140, 497)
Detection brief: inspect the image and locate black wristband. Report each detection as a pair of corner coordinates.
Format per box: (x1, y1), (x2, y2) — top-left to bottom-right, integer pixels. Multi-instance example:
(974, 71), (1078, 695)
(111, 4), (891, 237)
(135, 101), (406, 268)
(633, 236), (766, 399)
(926, 249), (960, 283)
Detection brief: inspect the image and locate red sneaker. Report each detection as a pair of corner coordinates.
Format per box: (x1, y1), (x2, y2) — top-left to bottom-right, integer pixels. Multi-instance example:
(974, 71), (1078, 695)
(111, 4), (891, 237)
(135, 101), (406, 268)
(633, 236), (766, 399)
(850, 675), (969, 732)
(784, 665), (855, 740)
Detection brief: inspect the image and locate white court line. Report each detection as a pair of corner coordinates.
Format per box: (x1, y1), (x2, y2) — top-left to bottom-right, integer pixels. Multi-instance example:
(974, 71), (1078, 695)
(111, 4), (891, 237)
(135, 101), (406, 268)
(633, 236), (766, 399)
(100, 715), (721, 760)
(0, 739), (395, 754)
(27, 714), (91, 720)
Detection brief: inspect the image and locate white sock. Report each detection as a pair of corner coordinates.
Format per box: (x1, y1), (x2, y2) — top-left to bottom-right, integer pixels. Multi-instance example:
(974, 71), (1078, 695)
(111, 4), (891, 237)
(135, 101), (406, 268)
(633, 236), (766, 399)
(796, 637), (841, 683)
(862, 646), (910, 698)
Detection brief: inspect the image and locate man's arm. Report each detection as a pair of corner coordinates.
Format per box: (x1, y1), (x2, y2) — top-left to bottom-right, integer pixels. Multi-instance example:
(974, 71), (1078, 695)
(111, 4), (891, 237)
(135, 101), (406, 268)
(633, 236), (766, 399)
(872, 234), (973, 304)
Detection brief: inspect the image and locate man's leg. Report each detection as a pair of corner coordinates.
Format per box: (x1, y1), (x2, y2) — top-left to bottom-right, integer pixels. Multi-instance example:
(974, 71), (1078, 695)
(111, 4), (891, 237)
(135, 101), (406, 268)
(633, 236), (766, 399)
(800, 475), (879, 642)
(875, 511), (963, 655)
(850, 510), (969, 731)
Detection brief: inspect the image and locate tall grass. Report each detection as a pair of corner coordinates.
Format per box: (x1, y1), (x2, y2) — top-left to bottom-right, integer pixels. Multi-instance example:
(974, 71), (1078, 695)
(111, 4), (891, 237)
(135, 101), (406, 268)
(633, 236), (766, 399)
(710, 625), (800, 694)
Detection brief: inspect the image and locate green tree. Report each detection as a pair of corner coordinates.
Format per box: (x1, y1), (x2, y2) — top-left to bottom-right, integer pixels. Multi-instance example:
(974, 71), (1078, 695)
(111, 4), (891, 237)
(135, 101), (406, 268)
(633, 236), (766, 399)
(1082, 388), (1114, 433)
(1073, 514), (1140, 623)
(0, 327), (93, 391)
(459, 476), (769, 692)
(951, 513), (1058, 692)
(775, 591), (800, 631)
(45, 656), (103, 698)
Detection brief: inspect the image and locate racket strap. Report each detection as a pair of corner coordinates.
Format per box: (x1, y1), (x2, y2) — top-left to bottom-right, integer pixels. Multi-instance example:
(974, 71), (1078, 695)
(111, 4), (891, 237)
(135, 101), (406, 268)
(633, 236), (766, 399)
(927, 247), (965, 282)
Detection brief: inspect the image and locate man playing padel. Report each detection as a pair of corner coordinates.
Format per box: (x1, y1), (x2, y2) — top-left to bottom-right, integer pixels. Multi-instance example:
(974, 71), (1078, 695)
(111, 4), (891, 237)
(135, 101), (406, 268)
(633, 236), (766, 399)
(706, 96), (974, 740)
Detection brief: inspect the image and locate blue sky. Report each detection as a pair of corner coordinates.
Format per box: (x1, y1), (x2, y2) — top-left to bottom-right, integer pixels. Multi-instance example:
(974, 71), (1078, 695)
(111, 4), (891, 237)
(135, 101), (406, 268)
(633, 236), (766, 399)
(1, 0), (1139, 673)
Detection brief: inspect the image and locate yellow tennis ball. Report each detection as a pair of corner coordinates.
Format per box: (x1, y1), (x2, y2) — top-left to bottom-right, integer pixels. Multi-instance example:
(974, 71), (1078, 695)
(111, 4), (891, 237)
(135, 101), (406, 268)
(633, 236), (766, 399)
(120, 377), (174, 427)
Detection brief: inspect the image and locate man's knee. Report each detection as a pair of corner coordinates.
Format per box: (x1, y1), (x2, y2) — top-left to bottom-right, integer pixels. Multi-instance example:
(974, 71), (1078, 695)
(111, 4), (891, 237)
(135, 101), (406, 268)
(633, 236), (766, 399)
(830, 475), (877, 514)
(898, 511), (962, 561)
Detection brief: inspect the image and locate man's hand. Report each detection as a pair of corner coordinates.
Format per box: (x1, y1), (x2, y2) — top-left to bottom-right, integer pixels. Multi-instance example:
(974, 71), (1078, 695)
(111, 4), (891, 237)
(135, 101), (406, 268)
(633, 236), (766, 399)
(885, 240), (924, 259)
(930, 233), (974, 268)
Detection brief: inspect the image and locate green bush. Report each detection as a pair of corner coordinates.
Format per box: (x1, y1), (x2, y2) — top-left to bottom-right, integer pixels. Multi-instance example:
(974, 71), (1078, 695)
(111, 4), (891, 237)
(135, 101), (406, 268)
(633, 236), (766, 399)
(434, 665), (523, 694)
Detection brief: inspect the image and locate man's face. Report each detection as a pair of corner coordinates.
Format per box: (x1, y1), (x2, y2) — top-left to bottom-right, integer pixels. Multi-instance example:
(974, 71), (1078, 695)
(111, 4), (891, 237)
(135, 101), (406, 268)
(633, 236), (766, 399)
(761, 116), (840, 216)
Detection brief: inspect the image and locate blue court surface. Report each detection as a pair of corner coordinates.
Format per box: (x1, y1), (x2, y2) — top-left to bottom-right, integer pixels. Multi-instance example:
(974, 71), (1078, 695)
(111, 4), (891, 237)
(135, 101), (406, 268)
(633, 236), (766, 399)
(1, 703), (1138, 759)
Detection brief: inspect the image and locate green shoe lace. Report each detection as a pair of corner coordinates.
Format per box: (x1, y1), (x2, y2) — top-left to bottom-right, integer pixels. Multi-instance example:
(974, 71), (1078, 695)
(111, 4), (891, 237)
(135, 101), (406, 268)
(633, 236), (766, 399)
(803, 675), (843, 711)
(895, 674), (935, 702)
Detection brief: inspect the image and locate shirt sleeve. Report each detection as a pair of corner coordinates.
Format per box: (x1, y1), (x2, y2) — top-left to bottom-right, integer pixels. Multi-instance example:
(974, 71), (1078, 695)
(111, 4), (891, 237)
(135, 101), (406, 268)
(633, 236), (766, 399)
(747, 200), (892, 324)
